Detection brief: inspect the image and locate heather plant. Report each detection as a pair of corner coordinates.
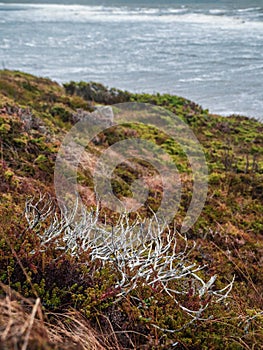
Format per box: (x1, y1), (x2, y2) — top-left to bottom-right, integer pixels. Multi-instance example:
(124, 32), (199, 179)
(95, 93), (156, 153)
(0, 70), (263, 348)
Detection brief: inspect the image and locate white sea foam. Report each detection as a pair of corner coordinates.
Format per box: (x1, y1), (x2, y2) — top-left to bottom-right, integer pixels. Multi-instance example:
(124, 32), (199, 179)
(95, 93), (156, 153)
(237, 7), (261, 13)
(208, 9), (227, 15)
(0, 3), (262, 29)
(165, 8), (188, 14)
(24, 41), (36, 47)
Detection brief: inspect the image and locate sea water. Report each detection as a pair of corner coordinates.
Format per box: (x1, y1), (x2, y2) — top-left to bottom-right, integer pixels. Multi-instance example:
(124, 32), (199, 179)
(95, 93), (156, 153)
(0, 0), (263, 120)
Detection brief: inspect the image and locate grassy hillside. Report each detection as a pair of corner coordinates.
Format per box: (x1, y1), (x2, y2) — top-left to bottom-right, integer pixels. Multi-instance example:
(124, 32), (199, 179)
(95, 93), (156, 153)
(0, 70), (262, 349)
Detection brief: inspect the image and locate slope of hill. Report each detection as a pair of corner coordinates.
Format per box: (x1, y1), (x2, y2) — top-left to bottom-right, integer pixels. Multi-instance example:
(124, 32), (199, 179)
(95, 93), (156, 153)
(0, 70), (262, 349)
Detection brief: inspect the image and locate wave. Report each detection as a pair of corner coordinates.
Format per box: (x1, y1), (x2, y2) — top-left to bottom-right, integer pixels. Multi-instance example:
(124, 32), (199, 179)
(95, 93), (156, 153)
(208, 9), (227, 16)
(1, 3), (263, 28)
(237, 7), (262, 13)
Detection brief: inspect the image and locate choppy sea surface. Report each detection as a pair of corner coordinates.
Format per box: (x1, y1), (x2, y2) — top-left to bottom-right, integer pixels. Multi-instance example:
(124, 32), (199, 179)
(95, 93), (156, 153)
(0, 0), (263, 120)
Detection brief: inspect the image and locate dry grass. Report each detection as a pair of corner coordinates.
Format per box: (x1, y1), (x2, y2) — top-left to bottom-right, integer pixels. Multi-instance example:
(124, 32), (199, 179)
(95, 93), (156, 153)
(0, 282), (120, 350)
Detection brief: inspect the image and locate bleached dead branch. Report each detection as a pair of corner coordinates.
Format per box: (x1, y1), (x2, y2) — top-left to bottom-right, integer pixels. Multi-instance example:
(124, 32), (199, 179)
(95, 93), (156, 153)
(25, 195), (234, 325)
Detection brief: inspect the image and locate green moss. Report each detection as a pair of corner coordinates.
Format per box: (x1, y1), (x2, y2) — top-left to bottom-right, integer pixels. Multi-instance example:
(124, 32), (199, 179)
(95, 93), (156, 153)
(0, 123), (11, 133)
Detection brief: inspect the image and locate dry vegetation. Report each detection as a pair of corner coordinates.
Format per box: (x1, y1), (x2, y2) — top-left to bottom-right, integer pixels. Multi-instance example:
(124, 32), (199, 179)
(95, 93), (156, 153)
(0, 70), (263, 349)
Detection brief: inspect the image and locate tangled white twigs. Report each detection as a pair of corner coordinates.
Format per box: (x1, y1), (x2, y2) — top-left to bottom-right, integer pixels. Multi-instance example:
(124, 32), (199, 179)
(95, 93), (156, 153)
(25, 196), (234, 323)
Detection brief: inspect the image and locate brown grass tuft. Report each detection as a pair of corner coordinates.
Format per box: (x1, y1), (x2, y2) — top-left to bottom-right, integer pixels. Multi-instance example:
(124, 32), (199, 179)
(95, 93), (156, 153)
(0, 282), (118, 350)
